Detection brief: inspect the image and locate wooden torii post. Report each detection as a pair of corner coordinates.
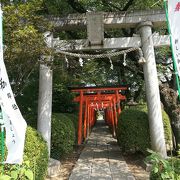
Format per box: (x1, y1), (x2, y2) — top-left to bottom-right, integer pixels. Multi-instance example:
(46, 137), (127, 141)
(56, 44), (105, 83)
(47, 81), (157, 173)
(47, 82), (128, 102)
(38, 10), (170, 157)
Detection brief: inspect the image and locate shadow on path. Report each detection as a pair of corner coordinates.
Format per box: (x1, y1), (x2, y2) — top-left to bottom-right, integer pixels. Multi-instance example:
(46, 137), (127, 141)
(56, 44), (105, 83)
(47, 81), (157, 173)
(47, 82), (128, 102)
(69, 119), (135, 180)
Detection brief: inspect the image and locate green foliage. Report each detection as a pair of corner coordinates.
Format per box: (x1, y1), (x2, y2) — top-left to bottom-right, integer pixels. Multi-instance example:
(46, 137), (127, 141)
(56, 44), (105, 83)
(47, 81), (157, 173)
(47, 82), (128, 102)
(0, 126), (48, 180)
(51, 113), (75, 159)
(177, 145), (180, 157)
(24, 126), (48, 180)
(162, 110), (173, 149)
(3, 1), (50, 95)
(0, 158), (33, 180)
(135, 105), (172, 149)
(43, 0), (163, 15)
(2, 1), (49, 128)
(117, 104), (172, 154)
(53, 84), (76, 113)
(16, 70), (39, 128)
(0, 175), (11, 180)
(146, 149), (180, 180)
(52, 58), (78, 113)
(117, 107), (151, 154)
(43, 0), (74, 15)
(81, 61), (107, 85)
(64, 113), (79, 142)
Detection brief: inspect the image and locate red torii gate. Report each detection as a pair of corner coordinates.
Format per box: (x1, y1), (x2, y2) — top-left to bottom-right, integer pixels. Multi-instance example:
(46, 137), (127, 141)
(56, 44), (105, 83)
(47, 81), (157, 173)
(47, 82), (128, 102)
(70, 86), (127, 145)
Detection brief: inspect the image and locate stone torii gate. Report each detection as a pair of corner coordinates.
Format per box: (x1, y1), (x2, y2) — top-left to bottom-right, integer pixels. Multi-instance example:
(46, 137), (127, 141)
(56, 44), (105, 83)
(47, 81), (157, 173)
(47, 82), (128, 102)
(37, 10), (170, 158)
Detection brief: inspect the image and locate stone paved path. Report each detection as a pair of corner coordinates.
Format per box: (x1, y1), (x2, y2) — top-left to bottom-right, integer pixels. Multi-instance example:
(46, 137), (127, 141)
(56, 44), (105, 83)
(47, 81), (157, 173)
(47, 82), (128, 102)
(69, 119), (135, 180)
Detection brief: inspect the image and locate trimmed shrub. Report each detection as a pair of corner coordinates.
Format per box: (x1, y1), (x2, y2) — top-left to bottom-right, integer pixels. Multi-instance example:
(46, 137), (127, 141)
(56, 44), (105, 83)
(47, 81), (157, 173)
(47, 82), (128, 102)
(117, 108), (151, 154)
(162, 110), (173, 149)
(51, 113), (75, 159)
(0, 126), (48, 180)
(134, 105), (172, 148)
(65, 113), (78, 131)
(64, 113), (79, 142)
(117, 104), (172, 154)
(24, 126), (48, 180)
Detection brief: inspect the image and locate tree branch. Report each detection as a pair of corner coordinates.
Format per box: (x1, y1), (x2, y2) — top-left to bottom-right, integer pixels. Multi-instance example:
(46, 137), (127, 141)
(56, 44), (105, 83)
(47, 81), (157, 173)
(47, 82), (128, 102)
(67, 0), (86, 13)
(123, 65), (144, 79)
(122, 0), (135, 11)
(101, 0), (121, 11)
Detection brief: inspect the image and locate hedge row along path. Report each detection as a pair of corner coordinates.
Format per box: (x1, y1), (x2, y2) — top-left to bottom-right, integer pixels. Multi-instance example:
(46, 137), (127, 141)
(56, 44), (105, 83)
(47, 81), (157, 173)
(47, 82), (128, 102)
(69, 118), (135, 180)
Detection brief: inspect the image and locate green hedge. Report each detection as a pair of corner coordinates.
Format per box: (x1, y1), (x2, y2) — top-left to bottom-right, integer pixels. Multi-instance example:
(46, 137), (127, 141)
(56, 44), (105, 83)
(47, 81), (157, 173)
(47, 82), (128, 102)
(136, 105), (172, 149)
(117, 108), (150, 154)
(24, 126), (48, 180)
(162, 110), (172, 149)
(0, 126), (48, 180)
(51, 113), (75, 159)
(65, 113), (79, 142)
(117, 104), (172, 154)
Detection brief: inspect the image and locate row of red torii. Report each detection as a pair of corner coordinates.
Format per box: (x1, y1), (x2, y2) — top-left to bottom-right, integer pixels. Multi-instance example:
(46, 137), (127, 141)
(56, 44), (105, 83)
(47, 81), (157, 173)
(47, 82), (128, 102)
(70, 86), (127, 145)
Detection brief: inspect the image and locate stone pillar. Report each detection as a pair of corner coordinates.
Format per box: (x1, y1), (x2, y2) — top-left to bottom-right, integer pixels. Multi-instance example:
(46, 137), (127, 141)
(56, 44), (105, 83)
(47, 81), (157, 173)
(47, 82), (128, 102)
(137, 21), (167, 157)
(37, 32), (53, 156)
(38, 60), (53, 155)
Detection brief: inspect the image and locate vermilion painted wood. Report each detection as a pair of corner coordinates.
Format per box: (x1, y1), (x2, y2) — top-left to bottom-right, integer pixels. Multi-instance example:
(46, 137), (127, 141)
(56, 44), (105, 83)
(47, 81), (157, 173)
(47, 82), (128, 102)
(78, 91), (83, 145)
(83, 99), (87, 139)
(73, 94), (126, 102)
(71, 86), (127, 144)
(113, 98), (118, 128)
(71, 86), (127, 92)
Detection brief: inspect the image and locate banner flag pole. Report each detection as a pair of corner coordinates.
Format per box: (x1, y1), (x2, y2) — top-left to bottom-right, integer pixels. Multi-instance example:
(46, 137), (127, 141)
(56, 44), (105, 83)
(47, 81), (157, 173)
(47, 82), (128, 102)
(0, 110), (4, 174)
(163, 0), (180, 100)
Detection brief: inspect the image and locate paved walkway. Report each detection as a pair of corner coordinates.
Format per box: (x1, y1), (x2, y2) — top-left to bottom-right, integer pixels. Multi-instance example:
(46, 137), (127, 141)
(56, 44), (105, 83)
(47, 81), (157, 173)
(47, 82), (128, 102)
(69, 119), (135, 180)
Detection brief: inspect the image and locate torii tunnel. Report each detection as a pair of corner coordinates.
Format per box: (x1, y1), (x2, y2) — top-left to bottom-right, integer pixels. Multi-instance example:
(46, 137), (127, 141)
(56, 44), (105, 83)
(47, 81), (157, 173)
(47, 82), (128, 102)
(70, 86), (127, 145)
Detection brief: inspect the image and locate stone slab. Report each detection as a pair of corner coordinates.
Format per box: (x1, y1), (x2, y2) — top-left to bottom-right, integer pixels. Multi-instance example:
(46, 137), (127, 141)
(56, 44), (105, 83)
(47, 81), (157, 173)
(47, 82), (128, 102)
(69, 119), (135, 180)
(47, 158), (61, 178)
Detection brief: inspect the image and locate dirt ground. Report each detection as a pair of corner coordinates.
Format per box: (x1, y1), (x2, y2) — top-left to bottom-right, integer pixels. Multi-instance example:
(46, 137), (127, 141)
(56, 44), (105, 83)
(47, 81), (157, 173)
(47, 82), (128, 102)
(57, 146), (84, 180)
(48, 146), (150, 180)
(124, 153), (150, 180)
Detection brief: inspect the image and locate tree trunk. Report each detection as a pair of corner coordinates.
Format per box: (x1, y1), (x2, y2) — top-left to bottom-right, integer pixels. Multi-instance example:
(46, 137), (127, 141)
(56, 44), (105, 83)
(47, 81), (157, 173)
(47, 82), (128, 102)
(159, 84), (180, 150)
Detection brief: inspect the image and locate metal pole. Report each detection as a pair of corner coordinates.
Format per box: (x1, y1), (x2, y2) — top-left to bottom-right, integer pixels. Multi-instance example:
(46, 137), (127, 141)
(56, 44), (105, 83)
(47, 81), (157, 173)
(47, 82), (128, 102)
(0, 110), (4, 174)
(137, 21), (167, 157)
(163, 0), (180, 100)
(0, 125), (4, 173)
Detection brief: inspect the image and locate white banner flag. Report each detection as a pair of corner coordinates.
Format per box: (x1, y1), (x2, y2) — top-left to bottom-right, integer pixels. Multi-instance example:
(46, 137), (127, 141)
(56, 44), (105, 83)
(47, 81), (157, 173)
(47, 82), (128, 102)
(168, 0), (180, 78)
(0, 6), (27, 164)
